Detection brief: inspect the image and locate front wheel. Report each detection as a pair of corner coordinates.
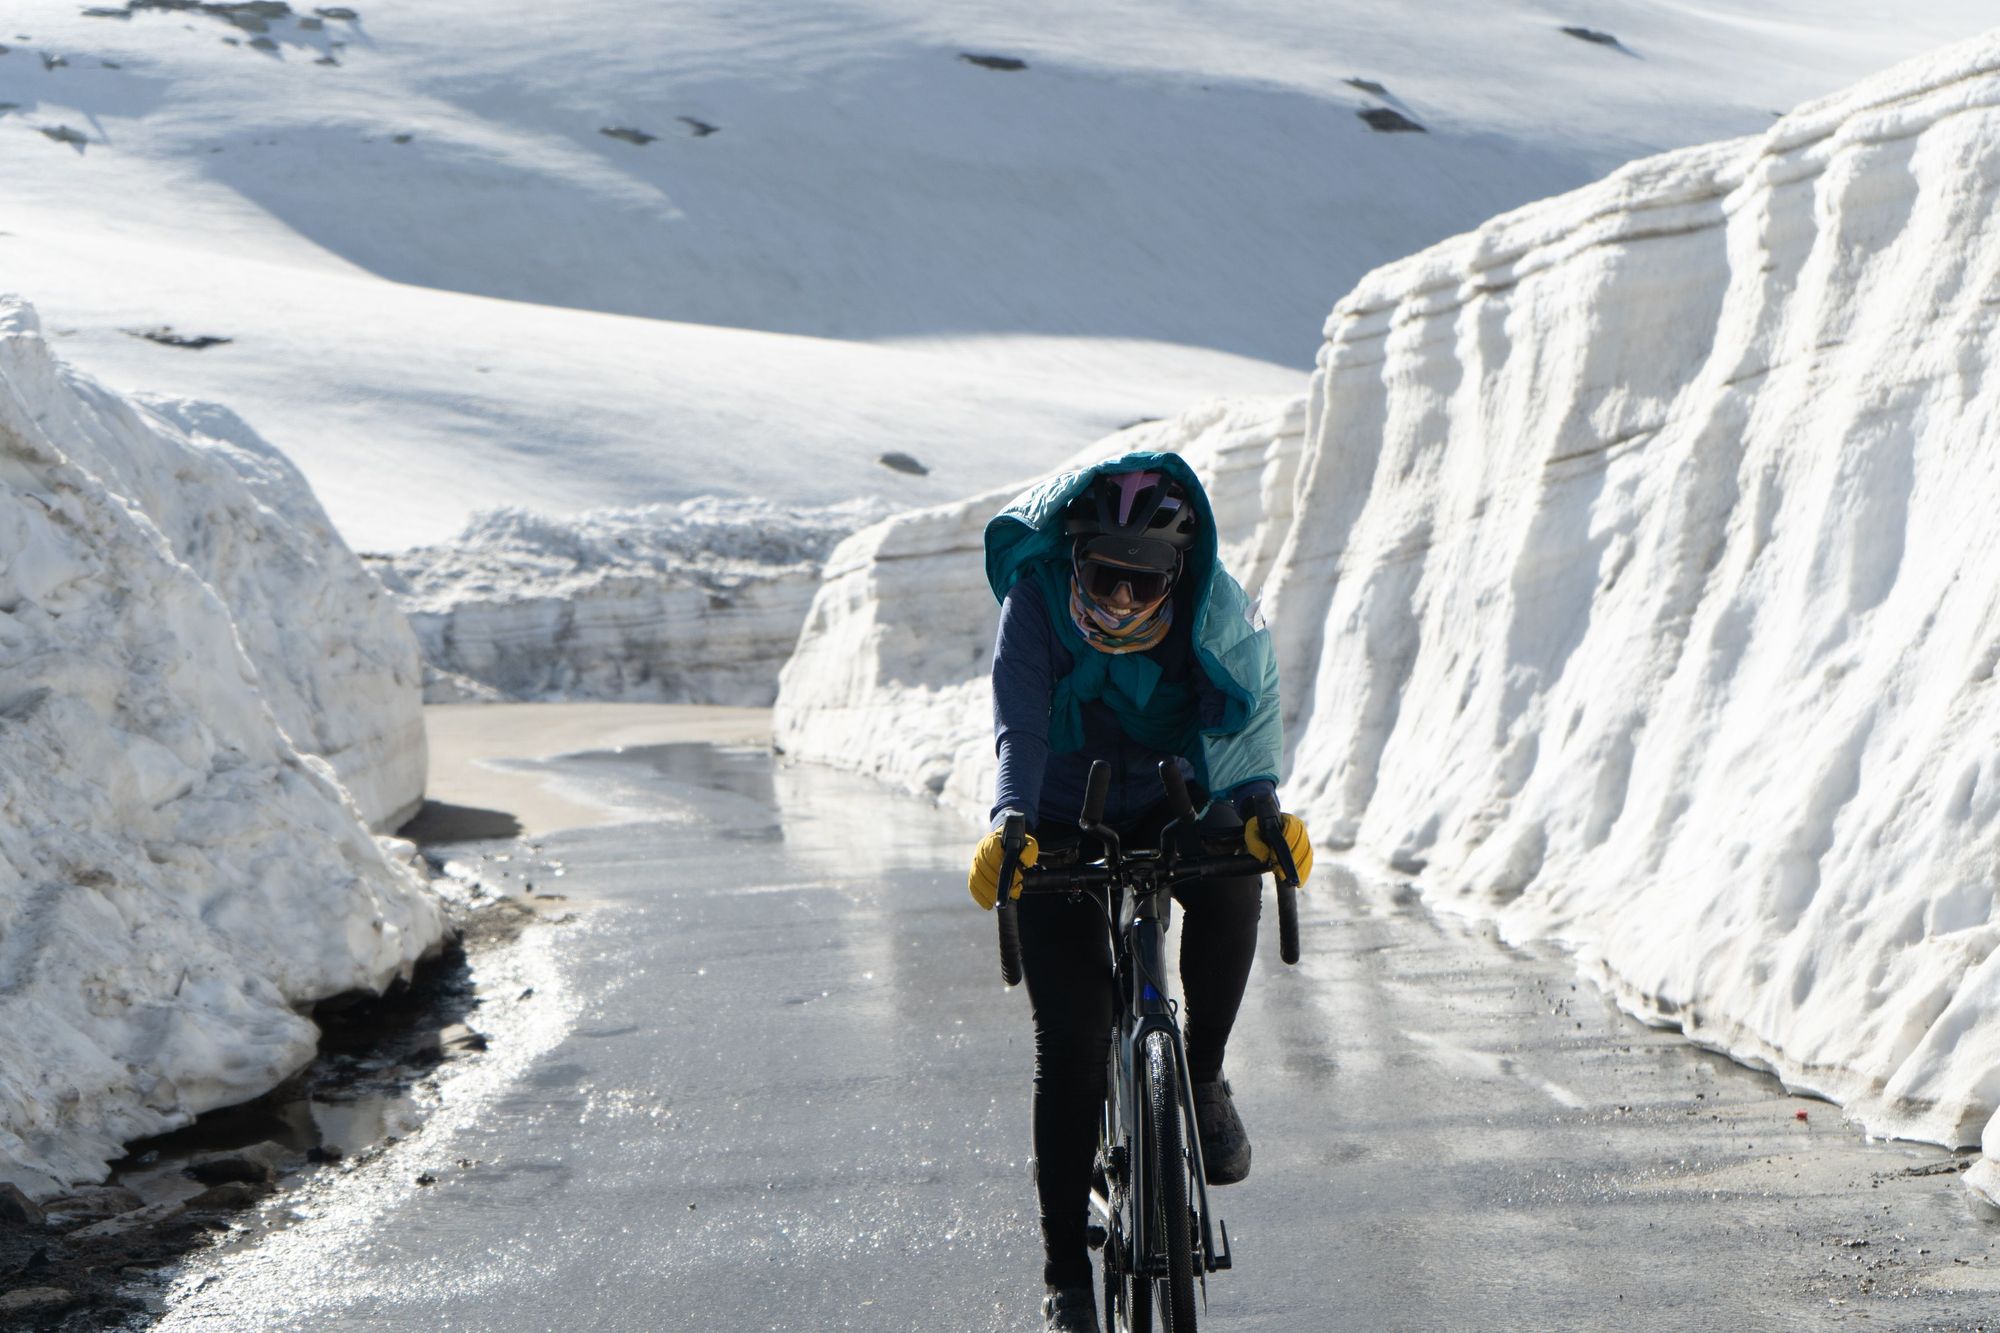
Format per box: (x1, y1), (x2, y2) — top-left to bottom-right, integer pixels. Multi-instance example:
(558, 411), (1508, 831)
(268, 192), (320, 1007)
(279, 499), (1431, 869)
(1143, 1030), (1198, 1332)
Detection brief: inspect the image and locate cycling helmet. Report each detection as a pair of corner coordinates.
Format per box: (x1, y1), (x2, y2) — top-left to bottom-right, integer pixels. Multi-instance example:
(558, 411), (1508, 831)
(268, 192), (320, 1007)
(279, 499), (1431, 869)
(1062, 470), (1196, 607)
(1061, 470), (1199, 551)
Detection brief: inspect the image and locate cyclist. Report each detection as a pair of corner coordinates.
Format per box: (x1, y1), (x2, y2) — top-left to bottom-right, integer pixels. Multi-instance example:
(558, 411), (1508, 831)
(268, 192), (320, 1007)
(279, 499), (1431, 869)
(967, 454), (1314, 1333)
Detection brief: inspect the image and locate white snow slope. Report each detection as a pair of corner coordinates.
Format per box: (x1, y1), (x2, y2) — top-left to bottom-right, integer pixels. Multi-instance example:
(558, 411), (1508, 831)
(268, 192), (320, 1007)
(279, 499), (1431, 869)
(369, 497), (892, 705)
(0, 300), (442, 1194)
(8, 1), (1999, 550)
(777, 30), (2000, 1197)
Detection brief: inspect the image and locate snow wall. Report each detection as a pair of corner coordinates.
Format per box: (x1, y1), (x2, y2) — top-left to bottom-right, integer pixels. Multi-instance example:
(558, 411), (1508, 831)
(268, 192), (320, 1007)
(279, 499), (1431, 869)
(776, 31), (2000, 1199)
(0, 300), (443, 1194)
(0, 305), (428, 831)
(370, 498), (894, 706)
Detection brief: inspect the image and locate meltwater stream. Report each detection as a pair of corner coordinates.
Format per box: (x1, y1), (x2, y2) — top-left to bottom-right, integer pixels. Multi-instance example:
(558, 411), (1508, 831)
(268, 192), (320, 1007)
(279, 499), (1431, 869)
(152, 744), (1999, 1331)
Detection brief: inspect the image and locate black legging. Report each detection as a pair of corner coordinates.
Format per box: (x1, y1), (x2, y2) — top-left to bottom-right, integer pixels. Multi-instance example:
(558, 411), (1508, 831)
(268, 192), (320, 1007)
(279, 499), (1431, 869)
(1017, 807), (1262, 1289)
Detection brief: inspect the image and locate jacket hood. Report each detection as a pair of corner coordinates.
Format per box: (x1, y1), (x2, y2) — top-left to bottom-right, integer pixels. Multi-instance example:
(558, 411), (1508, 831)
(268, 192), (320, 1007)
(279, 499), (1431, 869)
(983, 450), (1219, 604)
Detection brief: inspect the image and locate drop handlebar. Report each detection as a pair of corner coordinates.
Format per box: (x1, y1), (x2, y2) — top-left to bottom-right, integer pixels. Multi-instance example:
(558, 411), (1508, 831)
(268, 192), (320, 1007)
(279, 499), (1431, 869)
(991, 760), (1303, 986)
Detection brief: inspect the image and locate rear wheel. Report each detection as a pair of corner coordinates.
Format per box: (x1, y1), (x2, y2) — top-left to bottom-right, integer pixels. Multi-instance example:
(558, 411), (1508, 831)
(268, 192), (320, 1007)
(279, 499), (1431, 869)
(1101, 1125), (1151, 1333)
(1143, 1030), (1198, 1332)
(1128, 1253), (1153, 1333)
(1107, 1229), (1151, 1333)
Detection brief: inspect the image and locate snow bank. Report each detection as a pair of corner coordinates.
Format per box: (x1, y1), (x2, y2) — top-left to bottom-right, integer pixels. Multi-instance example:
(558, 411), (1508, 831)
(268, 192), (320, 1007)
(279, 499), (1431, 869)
(370, 498), (895, 705)
(0, 301), (443, 1194)
(773, 396), (1306, 817)
(1266, 31), (2000, 1192)
(0, 304), (426, 831)
(776, 29), (2000, 1196)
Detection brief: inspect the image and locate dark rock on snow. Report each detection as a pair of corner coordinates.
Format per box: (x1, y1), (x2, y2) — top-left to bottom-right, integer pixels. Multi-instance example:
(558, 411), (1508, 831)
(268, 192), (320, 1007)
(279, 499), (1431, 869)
(1359, 107), (1426, 133)
(129, 326), (233, 349)
(1561, 25), (1623, 47)
(960, 53), (1027, 71)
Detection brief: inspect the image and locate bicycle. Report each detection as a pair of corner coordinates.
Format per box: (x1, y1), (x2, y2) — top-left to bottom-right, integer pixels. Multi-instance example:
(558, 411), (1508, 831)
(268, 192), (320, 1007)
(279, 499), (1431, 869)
(989, 759), (1302, 1332)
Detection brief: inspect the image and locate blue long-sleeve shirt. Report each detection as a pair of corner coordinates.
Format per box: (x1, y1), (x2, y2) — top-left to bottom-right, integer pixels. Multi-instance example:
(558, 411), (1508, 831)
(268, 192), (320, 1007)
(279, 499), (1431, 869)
(989, 577), (1272, 831)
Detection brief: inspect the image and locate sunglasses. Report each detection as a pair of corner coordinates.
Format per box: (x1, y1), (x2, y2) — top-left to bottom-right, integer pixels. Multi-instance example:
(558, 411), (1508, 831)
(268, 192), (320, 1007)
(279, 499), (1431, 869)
(1077, 556), (1175, 604)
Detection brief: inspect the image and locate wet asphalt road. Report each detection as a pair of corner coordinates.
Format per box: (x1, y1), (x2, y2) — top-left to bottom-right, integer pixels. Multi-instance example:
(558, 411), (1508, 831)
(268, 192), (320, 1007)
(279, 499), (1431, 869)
(153, 744), (2000, 1331)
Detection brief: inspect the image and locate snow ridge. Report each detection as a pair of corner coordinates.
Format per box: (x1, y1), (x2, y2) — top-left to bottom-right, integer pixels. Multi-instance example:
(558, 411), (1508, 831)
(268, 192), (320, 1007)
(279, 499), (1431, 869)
(0, 300), (441, 1194)
(371, 496), (895, 704)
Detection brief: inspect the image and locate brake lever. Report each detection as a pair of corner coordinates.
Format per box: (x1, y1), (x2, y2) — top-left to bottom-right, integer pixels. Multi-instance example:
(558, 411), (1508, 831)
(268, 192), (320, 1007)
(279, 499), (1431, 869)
(1246, 793), (1302, 966)
(1245, 794), (1299, 887)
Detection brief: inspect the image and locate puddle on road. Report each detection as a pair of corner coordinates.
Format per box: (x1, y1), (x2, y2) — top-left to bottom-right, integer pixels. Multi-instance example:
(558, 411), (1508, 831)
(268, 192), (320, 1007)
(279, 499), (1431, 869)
(607, 742), (778, 803)
(506, 741), (782, 837)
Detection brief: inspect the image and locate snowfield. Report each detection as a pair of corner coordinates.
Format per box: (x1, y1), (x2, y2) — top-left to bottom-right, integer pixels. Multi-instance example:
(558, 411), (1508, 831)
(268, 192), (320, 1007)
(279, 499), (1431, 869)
(0, 302), (441, 1194)
(8, 0), (1995, 551)
(776, 30), (2000, 1198)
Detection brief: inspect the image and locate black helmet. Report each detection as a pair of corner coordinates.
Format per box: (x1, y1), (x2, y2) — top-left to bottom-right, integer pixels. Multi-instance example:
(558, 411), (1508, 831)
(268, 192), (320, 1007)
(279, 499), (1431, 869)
(1062, 470), (1199, 552)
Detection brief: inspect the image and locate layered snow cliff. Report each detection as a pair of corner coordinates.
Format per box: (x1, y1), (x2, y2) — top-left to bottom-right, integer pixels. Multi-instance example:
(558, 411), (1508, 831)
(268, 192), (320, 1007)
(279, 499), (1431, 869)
(371, 498), (893, 704)
(0, 301), (441, 1193)
(775, 31), (2000, 1194)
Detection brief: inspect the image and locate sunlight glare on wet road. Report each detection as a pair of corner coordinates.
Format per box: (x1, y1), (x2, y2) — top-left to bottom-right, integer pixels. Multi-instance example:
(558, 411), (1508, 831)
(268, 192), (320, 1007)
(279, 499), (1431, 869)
(154, 746), (1999, 1331)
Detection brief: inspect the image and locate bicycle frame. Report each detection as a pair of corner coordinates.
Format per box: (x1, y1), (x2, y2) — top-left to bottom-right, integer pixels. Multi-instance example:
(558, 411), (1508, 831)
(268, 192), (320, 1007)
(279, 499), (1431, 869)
(1096, 870), (1232, 1286)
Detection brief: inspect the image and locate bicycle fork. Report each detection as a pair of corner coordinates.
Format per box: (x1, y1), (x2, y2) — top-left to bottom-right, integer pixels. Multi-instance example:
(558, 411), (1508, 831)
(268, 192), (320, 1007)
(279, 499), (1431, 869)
(1121, 910), (1234, 1280)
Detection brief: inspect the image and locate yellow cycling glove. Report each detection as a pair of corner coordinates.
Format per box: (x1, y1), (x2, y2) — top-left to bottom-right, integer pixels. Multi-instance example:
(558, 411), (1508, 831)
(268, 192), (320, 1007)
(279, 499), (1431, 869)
(968, 827), (1039, 910)
(1245, 812), (1314, 885)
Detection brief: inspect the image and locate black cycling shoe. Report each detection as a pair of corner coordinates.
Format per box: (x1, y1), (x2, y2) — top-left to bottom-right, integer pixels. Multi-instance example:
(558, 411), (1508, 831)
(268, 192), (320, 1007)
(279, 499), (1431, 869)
(1042, 1283), (1101, 1333)
(1194, 1078), (1252, 1185)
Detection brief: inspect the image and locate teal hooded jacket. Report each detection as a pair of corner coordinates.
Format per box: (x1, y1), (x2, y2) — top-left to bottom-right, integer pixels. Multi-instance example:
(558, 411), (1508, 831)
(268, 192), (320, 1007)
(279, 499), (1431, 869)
(984, 451), (1282, 821)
